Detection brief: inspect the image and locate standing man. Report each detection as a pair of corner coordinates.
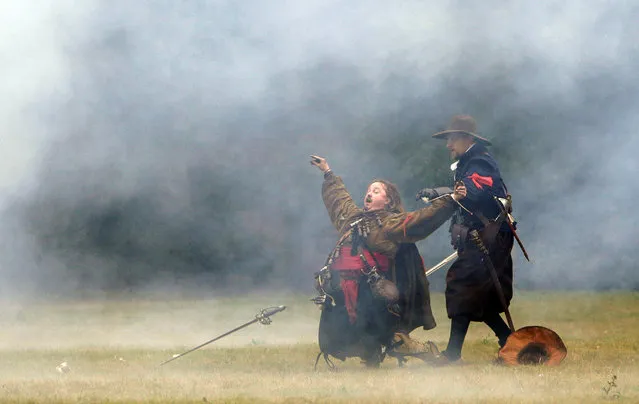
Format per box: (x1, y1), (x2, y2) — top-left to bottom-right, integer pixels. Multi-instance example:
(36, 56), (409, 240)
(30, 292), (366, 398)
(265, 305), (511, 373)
(417, 115), (515, 363)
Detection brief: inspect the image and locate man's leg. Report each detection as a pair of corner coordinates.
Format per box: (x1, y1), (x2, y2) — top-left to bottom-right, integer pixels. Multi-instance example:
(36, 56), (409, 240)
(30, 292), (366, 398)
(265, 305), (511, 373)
(443, 315), (471, 361)
(483, 311), (512, 348)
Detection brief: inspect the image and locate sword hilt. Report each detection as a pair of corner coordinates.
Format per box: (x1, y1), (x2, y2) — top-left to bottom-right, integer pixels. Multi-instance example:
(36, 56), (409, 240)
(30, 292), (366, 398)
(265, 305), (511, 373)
(256, 305), (287, 325)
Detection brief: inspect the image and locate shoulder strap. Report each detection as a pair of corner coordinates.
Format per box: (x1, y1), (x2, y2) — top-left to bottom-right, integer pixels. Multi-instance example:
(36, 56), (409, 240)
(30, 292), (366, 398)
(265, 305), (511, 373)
(324, 230), (352, 267)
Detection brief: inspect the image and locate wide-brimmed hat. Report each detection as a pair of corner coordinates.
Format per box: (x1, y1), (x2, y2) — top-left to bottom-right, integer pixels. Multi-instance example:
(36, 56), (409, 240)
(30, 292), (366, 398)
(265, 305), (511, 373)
(432, 115), (492, 146)
(497, 326), (567, 366)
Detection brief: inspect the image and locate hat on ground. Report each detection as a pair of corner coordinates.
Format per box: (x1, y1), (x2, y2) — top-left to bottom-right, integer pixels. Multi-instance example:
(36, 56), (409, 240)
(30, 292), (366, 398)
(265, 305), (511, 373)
(497, 326), (567, 366)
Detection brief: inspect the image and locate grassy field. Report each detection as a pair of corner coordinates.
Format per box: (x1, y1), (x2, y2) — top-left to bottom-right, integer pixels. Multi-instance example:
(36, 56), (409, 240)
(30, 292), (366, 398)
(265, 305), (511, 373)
(0, 291), (637, 403)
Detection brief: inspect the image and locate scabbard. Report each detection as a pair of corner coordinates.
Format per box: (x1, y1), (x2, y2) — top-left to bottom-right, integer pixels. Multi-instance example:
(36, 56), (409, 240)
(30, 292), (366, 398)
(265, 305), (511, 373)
(468, 230), (515, 332)
(507, 218), (530, 261)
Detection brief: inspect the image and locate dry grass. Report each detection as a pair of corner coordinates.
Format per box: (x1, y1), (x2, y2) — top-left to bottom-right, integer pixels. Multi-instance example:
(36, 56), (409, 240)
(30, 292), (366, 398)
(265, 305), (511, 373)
(0, 291), (637, 403)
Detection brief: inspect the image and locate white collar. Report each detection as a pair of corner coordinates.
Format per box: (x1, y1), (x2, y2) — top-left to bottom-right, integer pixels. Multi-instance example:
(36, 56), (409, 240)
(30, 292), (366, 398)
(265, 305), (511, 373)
(450, 143), (476, 171)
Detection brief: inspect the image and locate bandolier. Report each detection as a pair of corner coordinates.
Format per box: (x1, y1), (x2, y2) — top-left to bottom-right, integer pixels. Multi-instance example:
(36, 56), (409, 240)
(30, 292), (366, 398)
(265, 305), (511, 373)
(314, 170), (457, 368)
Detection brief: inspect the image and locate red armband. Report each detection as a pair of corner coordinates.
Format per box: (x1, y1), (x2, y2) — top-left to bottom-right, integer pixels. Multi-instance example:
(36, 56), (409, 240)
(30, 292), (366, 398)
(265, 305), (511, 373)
(468, 172), (493, 189)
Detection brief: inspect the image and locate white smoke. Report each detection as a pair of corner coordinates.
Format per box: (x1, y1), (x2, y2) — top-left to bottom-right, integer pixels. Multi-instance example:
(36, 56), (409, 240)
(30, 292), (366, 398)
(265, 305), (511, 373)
(0, 1), (637, 296)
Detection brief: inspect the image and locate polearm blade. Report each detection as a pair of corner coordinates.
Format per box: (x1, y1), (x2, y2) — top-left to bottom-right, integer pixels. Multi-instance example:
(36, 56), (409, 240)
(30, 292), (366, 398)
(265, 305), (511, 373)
(159, 305), (286, 366)
(424, 251), (458, 277)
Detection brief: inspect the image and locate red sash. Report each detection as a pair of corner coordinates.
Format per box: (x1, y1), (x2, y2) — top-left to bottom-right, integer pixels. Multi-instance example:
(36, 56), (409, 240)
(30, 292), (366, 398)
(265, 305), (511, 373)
(331, 247), (389, 323)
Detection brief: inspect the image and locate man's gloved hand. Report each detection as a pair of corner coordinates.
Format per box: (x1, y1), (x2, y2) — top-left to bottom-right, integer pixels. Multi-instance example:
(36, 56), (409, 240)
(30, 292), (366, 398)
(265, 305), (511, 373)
(415, 188), (439, 201)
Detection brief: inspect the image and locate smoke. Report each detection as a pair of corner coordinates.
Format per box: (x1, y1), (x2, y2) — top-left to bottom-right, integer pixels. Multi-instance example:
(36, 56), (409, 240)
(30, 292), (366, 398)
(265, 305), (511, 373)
(1, 1), (638, 297)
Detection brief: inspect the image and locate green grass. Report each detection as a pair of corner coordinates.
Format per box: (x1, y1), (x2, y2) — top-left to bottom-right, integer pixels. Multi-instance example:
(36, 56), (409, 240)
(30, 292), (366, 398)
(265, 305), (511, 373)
(0, 291), (637, 403)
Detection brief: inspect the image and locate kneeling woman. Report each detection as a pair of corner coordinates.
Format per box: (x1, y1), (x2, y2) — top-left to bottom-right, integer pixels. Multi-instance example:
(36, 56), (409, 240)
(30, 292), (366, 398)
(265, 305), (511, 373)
(310, 155), (466, 368)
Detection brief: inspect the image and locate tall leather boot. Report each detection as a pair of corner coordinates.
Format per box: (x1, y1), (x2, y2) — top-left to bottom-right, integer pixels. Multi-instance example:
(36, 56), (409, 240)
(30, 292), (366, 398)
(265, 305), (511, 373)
(443, 315), (471, 361)
(483, 312), (512, 348)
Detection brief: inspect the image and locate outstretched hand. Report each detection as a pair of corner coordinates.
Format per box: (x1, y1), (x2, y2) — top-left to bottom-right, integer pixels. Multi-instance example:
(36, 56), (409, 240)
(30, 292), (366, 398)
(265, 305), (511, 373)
(310, 155), (330, 173)
(452, 181), (467, 201)
(415, 188), (439, 201)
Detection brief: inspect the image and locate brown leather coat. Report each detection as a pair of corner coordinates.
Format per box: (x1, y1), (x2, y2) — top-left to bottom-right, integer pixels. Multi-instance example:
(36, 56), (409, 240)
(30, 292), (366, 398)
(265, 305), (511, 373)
(322, 172), (456, 331)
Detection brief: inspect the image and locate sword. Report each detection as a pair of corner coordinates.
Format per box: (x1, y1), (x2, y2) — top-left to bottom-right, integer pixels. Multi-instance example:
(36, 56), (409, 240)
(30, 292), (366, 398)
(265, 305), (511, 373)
(159, 305), (286, 366)
(424, 251), (458, 277)
(493, 196), (530, 262)
(419, 192), (461, 278)
(422, 193), (473, 215)
(506, 217), (530, 262)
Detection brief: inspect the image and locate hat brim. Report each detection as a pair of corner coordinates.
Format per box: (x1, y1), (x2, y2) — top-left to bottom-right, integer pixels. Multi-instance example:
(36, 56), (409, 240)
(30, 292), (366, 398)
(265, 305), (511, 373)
(498, 326), (567, 366)
(432, 130), (492, 146)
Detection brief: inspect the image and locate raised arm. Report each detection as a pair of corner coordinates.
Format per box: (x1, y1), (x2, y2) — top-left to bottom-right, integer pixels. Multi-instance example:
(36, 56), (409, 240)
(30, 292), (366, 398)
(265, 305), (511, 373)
(311, 155), (362, 233)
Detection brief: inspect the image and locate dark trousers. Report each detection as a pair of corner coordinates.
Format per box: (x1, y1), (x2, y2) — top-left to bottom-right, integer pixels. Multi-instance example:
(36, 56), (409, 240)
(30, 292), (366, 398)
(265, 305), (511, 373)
(444, 312), (512, 361)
